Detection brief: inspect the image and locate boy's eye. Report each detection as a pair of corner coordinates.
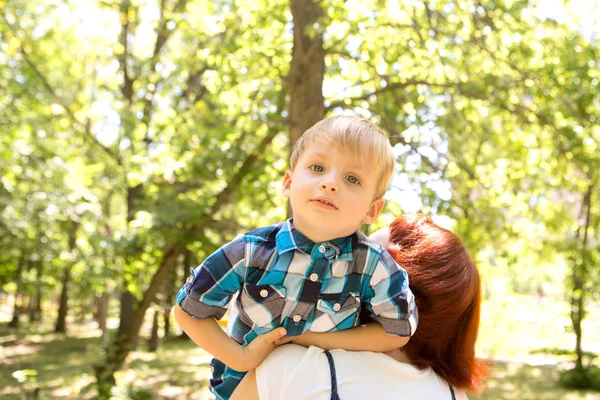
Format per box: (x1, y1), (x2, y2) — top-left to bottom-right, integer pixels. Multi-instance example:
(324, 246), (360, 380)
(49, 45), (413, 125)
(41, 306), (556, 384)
(345, 175), (360, 185)
(310, 164), (324, 172)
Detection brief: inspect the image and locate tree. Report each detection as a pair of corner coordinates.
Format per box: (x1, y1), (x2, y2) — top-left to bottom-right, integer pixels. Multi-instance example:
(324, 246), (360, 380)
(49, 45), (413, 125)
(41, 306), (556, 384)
(2, 0), (599, 395)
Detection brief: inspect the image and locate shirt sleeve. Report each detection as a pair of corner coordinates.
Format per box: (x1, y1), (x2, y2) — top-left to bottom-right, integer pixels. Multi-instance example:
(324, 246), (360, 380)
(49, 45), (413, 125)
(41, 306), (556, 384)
(362, 249), (418, 337)
(176, 235), (246, 320)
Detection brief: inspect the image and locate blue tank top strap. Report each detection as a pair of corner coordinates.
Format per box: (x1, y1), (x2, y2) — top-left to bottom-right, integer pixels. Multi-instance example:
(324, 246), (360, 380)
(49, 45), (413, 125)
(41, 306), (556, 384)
(324, 348), (455, 400)
(324, 350), (341, 400)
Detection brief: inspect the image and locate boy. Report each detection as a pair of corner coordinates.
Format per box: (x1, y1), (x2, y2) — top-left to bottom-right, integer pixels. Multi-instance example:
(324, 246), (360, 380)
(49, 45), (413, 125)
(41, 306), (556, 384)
(174, 116), (418, 399)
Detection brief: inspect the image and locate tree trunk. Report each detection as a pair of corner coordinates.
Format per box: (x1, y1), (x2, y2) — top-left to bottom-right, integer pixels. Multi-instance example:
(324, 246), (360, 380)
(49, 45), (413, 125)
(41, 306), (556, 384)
(33, 262), (43, 323)
(288, 0), (327, 216)
(116, 290), (136, 341)
(289, 0), (326, 142)
(96, 291), (110, 348)
(36, 291), (42, 321)
(8, 295), (21, 329)
(8, 253), (26, 329)
(162, 256), (177, 338)
(22, 295), (30, 320)
(27, 292), (37, 322)
(117, 185), (143, 343)
(54, 220), (79, 334)
(95, 243), (183, 398)
(28, 260), (43, 322)
(148, 307), (161, 352)
(570, 181), (594, 373)
(79, 300), (87, 322)
(54, 267), (73, 334)
(115, 0), (141, 346)
(163, 302), (172, 338)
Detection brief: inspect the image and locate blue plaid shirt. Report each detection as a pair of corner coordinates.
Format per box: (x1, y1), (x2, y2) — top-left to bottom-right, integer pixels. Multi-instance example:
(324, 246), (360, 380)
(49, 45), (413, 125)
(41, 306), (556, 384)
(176, 219), (418, 400)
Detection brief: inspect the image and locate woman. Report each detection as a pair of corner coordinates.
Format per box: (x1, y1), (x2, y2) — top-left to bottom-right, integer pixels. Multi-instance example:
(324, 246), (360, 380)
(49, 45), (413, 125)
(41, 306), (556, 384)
(231, 215), (487, 399)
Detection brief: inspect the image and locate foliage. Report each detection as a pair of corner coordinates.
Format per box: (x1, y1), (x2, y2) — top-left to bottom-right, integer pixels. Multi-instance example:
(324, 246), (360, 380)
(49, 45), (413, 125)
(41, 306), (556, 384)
(559, 366), (600, 391)
(0, 0), (599, 394)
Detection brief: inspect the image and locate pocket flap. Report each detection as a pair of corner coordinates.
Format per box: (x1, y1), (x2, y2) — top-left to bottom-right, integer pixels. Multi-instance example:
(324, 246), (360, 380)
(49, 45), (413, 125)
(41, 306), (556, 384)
(244, 283), (287, 303)
(317, 292), (359, 314)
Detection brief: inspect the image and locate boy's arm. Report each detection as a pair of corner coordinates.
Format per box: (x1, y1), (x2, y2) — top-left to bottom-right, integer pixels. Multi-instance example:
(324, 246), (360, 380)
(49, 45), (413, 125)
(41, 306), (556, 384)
(174, 305), (287, 372)
(286, 322), (408, 352)
(363, 249), (418, 337)
(174, 236), (289, 371)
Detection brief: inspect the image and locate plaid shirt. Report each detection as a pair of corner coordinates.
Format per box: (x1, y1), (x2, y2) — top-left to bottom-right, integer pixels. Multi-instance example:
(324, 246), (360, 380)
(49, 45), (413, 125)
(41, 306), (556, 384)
(176, 219), (418, 400)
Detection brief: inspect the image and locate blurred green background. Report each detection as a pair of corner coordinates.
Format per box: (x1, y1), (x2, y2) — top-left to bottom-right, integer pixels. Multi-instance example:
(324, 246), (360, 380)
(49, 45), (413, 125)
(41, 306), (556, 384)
(1, 0), (599, 398)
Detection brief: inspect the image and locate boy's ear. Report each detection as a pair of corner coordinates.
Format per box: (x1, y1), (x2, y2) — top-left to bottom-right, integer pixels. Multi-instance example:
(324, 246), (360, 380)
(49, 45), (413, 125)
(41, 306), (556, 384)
(362, 198), (385, 225)
(281, 170), (293, 198)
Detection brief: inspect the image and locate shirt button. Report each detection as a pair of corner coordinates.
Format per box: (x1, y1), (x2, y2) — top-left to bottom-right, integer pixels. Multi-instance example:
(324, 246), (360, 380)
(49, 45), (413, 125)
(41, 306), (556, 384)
(260, 289), (269, 298)
(309, 273), (319, 282)
(318, 244), (326, 253)
(333, 303), (341, 312)
(293, 315), (301, 323)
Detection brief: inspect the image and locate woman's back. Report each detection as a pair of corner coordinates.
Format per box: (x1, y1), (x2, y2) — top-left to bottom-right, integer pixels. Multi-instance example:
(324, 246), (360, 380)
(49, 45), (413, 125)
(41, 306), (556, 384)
(256, 345), (468, 400)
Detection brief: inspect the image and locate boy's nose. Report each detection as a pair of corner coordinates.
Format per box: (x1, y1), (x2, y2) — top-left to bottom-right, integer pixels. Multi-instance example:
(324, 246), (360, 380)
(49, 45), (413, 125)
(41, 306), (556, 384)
(320, 180), (338, 193)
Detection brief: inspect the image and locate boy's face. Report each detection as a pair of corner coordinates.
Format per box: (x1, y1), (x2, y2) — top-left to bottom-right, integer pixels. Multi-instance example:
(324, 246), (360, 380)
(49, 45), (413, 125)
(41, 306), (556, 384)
(282, 140), (385, 243)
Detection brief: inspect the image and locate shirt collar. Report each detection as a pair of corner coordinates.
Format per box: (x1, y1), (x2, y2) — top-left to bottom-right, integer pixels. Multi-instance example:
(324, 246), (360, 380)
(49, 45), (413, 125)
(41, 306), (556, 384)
(275, 219), (354, 261)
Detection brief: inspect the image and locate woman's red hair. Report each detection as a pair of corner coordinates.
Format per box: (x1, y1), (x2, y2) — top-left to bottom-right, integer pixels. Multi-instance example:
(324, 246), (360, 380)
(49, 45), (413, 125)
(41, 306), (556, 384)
(386, 215), (488, 392)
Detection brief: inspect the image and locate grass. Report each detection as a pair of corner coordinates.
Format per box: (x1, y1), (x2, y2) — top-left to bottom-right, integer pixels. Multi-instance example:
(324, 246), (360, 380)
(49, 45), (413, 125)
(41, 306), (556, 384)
(1, 295), (600, 399)
(471, 362), (600, 400)
(0, 322), (101, 399)
(0, 320), (214, 400)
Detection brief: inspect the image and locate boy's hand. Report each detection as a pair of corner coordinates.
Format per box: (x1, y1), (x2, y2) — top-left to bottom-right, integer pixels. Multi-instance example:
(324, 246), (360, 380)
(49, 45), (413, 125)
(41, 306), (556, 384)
(236, 327), (288, 371)
(275, 332), (315, 347)
(274, 334), (300, 346)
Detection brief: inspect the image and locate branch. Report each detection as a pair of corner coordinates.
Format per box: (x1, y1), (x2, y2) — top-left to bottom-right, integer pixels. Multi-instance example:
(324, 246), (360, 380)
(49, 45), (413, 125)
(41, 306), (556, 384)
(141, 0), (189, 144)
(325, 79), (456, 111)
(118, 0), (134, 103)
(189, 127), (281, 236)
(323, 26), (356, 53)
(85, 55), (100, 134)
(182, 64), (210, 101)
(581, 181), (594, 248)
(1, 13), (122, 166)
(410, 5), (426, 47)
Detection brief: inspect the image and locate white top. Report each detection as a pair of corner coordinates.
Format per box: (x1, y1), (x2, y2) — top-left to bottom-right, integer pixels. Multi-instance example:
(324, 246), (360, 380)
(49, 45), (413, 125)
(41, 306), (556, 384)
(256, 345), (468, 400)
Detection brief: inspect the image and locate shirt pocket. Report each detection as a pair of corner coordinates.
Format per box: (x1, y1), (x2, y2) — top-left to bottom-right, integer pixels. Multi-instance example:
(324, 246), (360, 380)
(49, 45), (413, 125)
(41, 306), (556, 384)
(240, 283), (287, 328)
(311, 292), (360, 332)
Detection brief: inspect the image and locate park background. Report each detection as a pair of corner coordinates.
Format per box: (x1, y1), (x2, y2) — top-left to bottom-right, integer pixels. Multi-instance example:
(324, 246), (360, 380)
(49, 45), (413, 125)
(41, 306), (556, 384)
(1, 0), (599, 398)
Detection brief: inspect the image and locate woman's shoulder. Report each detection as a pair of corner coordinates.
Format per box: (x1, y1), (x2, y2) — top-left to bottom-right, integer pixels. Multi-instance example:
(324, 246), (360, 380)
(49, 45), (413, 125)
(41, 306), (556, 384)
(257, 345), (469, 400)
(256, 345), (332, 400)
(329, 348), (431, 379)
(330, 349), (470, 400)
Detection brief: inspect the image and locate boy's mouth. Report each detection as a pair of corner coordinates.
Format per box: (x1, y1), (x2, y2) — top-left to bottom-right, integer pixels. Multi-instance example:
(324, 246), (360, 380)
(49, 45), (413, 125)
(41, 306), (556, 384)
(311, 197), (338, 210)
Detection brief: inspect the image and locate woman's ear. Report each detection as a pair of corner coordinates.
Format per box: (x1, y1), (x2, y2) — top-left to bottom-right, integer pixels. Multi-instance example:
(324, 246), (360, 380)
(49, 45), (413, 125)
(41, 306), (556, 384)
(362, 198), (385, 224)
(281, 170), (293, 198)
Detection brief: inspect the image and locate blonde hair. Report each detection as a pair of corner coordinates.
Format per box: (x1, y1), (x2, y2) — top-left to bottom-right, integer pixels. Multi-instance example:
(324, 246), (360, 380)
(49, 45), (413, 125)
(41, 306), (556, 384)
(289, 116), (395, 199)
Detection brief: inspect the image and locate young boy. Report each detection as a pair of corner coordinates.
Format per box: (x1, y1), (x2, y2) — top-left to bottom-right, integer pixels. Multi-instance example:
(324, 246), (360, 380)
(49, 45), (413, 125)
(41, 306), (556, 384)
(174, 116), (418, 399)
